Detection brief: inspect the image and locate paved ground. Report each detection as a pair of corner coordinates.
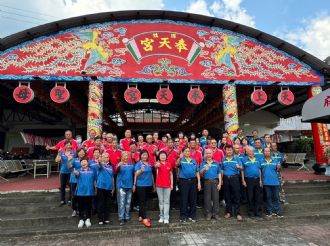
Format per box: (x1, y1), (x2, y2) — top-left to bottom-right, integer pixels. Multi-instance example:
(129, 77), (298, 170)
(2, 165), (330, 193)
(2, 219), (330, 246)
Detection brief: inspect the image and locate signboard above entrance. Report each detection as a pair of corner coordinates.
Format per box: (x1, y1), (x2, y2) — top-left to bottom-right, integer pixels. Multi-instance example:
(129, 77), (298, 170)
(0, 20), (322, 85)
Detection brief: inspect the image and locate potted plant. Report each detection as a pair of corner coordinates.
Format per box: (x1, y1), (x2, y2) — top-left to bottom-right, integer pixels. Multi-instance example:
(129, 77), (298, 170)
(324, 146), (330, 176)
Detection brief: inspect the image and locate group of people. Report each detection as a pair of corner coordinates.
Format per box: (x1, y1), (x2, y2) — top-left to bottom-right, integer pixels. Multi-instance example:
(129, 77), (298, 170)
(47, 128), (284, 229)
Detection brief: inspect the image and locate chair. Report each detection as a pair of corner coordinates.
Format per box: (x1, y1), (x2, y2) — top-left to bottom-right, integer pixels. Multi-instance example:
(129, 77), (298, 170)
(295, 153), (309, 171)
(0, 160), (9, 181)
(284, 153), (296, 165)
(33, 160), (50, 179)
(4, 160), (33, 175)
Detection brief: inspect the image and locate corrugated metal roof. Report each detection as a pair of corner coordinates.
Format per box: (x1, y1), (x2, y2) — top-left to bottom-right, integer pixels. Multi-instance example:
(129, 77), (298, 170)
(0, 10), (329, 78)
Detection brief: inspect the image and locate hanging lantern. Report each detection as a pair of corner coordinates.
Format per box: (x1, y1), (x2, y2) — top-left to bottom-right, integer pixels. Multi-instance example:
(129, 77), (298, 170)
(124, 84), (141, 104)
(278, 88), (294, 106)
(156, 85), (173, 105)
(251, 87), (267, 105)
(13, 82), (34, 104)
(187, 85), (204, 104)
(50, 83), (70, 103)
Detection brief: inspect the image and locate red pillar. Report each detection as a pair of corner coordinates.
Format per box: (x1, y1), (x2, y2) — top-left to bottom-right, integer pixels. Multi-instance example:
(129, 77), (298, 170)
(308, 86), (330, 164)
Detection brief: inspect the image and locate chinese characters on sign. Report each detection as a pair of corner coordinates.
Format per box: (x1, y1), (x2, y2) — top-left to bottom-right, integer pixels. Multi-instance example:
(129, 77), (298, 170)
(251, 89), (267, 105)
(50, 86), (70, 103)
(187, 88), (204, 104)
(324, 96), (330, 108)
(278, 90), (294, 106)
(13, 85), (34, 103)
(156, 88), (173, 104)
(124, 87), (141, 104)
(124, 31), (203, 64)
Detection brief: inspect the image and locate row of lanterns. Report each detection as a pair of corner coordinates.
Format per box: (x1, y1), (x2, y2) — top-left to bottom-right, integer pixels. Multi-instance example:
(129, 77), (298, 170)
(12, 82), (294, 106)
(251, 87), (295, 106)
(124, 84), (204, 105)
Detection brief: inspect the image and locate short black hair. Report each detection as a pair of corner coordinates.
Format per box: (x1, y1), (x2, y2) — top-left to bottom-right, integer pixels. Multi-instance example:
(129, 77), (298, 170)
(225, 144), (233, 150)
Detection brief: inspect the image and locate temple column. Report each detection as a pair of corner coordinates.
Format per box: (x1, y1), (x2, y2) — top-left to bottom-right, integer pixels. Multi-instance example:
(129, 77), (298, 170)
(308, 86), (329, 166)
(87, 80), (103, 136)
(223, 84), (239, 138)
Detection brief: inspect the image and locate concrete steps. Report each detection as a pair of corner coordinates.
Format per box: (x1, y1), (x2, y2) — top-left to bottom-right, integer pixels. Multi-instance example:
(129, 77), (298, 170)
(0, 181), (329, 238)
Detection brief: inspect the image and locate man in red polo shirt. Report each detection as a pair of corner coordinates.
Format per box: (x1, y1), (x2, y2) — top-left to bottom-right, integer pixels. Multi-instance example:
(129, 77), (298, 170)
(189, 139), (203, 167)
(46, 130), (78, 152)
(136, 134), (146, 151)
(104, 133), (113, 150)
(86, 136), (105, 160)
(210, 138), (224, 164)
(106, 139), (122, 172)
(143, 135), (158, 166)
(120, 129), (134, 152)
(82, 129), (97, 149)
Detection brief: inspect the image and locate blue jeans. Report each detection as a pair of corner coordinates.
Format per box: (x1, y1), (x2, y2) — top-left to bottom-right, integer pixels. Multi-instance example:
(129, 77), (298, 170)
(264, 185), (281, 214)
(117, 187), (132, 220)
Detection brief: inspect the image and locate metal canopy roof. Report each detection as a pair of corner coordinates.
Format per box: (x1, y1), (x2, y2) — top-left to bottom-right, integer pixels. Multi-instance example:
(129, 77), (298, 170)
(0, 10), (329, 79)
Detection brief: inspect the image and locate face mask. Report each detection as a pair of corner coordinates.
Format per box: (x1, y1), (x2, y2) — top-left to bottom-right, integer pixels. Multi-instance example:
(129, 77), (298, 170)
(76, 138), (82, 144)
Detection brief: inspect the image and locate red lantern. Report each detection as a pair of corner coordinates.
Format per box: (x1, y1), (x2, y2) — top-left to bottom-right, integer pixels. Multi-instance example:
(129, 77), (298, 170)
(251, 88), (267, 105)
(13, 83), (34, 104)
(156, 86), (173, 105)
(278, 88), (294, 106)
(50, 84), (70, 103)
(124, 85), (141, 104)
(187, 86), (204, 104)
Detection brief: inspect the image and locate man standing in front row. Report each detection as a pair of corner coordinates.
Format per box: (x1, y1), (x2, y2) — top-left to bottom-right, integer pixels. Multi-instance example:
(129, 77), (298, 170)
(222, 145), (244, 221)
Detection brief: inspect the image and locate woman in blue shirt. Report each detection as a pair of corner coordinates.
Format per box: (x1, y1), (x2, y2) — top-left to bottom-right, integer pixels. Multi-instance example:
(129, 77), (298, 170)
(69, 148), (86, 217)
(97, 152), (115, 225)
(177, 146), (201, 223)
(73, 158), (96, 228)
(261, 148), (283, 217)
(116, 151), (135, 226)
(133, 150), (155, 227)
(55, 141), (75, 206)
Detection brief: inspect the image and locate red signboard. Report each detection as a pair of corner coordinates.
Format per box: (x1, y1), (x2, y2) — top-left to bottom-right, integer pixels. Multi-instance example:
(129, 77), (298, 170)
(50, 86), (70, 103)
(251, 89), (267, 105)
(124, 87), (141, 104)
(156, 88), (173, 104)
(0, 21), (322, 85)
(278, 90), (294, 106)
(187, 88), (204, 104)
(13, 85), (34, 103)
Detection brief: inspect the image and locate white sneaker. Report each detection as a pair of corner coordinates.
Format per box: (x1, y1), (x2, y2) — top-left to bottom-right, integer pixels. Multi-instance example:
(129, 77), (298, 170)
(85, 218), (92, 228)
(72, 210), (77, 217)
(78, 220), (84, 228)
(158, 218), (164, 223)
(164, 219), (169, 224)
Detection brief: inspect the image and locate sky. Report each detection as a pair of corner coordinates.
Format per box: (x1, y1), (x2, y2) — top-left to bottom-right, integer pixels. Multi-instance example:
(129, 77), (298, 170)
(0, 0), (329, 60)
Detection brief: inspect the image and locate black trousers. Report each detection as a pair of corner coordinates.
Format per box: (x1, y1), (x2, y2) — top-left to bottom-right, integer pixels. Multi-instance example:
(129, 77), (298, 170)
(223, 176), (241, 216)
(70, 183), (78, 210)
(179, 178), (197, 220)
(245, 177), (261, 216)
(77, 196), (92, 220)
(137, 186), (151, 219)
(97, 188), (112, 221)
(170, 168), (177, 208)
(239, 176), (247, 204)
(60, 173), (70, 202)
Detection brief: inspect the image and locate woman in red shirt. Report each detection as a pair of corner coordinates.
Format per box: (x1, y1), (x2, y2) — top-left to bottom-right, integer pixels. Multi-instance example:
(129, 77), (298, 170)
(155, 151), (173, 224)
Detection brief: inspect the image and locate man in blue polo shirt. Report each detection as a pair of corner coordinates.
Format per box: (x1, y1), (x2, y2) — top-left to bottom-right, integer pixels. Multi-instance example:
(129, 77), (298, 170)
(271, 142), (286, 204)
(261, 148), (283, 217)
(242, 146), (262, 218)
(254, 138), (264, 161)
(234, 144), (246, 204)
(221, 145), (243, 221)
(200, 149), (221, 220)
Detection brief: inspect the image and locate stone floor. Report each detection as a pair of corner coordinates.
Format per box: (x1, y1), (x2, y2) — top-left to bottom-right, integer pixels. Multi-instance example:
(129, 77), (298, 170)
(2, 219), (330, 246)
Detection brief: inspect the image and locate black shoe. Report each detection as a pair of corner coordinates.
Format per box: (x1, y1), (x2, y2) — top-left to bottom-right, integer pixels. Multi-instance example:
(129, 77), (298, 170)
(188, 217), (197, 223)
(180, 219), (187, 223)
(276, 213), (284, 218)
(119, 220), (125, 226)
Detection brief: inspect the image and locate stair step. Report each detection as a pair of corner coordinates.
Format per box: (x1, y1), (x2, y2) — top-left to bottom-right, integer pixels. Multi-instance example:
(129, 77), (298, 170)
(1, 211), (330, 238)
